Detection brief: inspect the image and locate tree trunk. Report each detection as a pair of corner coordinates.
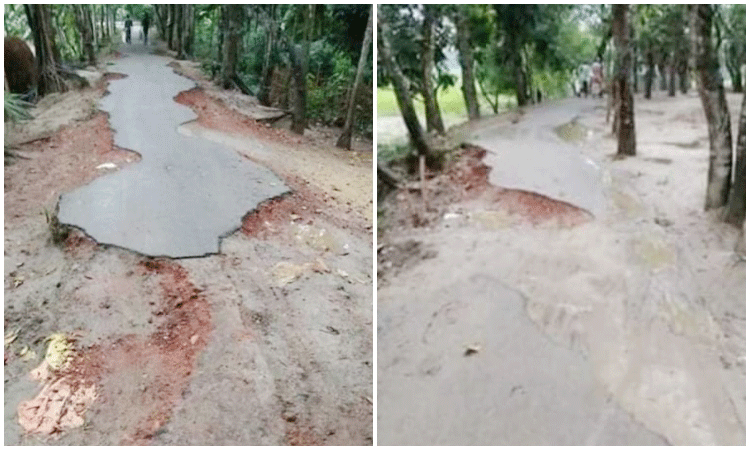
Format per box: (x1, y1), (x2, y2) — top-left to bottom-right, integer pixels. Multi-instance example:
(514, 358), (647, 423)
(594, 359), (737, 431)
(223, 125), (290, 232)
(632, 39), (638, 93)
(645, 49), (654, 99)
(691, 4), (733, 210)
(220, 5), (241, 90)
(104, 5), (110, 40)
(658, 62), (667, 90)
(668, 58), (676, 97)
(99, 5), (105, 41)
(513, 51), (527, 107)
(28, 4), (67, 97)
(257, 6), (276, 106)
(289, 5), (313, 135)
(111, 7), (117, 41)
(336, 5), (372, 150)
(165, 5), (172, 49)
(73, 5), (96, 66)
(613, 4), (636, 156)
(185, 5), (194, 55)
(289, 44), (307, 134)
(455, 6), (480, 120)
(725, 92), (745, 226)
(378, 14), (430, 157)
(175, 5), (192, 59)
(420, 5), (445, 134)
(153, 5), (165, 39)
(175, 5), (185, 58)
(216, 7), (225, 68)
(727, 62), (743, 93)
(90, 5), (98, 52)
(678, 63), (689, 94)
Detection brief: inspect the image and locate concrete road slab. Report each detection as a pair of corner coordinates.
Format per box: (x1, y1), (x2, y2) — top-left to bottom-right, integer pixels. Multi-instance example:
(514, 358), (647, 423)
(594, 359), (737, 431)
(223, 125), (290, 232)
(378, 273), (668, 445)
(468, 99), (608, 217)
(58, 44), (289, 258)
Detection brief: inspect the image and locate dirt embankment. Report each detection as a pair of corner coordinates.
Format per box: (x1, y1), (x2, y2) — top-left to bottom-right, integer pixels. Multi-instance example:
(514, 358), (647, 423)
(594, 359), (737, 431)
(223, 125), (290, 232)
(5, 50), (372, 445)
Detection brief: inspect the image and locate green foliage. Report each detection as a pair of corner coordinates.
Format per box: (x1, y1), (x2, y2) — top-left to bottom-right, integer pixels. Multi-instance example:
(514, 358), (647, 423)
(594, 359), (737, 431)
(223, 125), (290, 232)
(718, 4), (745, 89)
(4, 93), (33, 123)
(475, 45), (517, 113)
(307, 48), (362, 127)
(189, 4), (372, 134)
(123, 5), (152, 21)
(193, 5), (221, 63)
(4, 4), (31, 39)
(377, 4), (454, 94)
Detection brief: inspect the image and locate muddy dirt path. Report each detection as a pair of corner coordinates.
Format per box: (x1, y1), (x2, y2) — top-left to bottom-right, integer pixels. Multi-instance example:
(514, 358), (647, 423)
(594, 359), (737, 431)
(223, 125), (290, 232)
(378, 91), (744, 445)
(5, 43), (372, 445)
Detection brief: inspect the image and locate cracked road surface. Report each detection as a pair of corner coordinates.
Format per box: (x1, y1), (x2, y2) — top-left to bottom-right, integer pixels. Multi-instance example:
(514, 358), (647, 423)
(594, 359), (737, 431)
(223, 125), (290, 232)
(467, 99), (608, 217)
(58, 44), (289, 258)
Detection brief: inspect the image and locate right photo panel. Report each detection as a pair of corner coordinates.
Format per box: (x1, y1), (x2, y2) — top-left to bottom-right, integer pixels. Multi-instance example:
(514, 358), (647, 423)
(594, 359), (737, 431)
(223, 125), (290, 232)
(376, 4), (746, 445)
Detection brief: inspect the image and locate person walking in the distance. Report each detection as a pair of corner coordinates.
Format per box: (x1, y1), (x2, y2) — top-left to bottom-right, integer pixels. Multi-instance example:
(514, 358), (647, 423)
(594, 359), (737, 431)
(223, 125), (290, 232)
(124, 15), (133, 44)
(142, 12), (151, 45)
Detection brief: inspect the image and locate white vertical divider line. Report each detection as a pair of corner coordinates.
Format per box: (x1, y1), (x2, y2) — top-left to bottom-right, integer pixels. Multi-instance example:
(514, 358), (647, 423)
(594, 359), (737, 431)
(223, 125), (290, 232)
(371, 3), (378, 446)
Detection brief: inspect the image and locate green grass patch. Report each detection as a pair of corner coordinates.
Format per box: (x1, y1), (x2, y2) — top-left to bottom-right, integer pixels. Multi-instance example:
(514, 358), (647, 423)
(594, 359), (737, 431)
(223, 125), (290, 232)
(377, 87), (400, 116)
(377, 85), (515, 118)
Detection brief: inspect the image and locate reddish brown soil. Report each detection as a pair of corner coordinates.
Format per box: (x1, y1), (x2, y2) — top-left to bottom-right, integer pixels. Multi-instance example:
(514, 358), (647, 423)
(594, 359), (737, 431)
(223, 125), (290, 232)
(4, 111), (139, 224)
(102, 72), (127, 82)
(63, 229), (100, 260)
(63, 259), (211, 445)
(241, 172), (365, 238)
(174, 87), (296, 145)
(386, 144), (591, 230)
(286, 422), (324, 446)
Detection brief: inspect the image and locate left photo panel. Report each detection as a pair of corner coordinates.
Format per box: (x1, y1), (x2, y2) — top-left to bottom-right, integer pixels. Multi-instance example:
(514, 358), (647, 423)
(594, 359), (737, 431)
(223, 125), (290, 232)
(4, 4), (373, 445)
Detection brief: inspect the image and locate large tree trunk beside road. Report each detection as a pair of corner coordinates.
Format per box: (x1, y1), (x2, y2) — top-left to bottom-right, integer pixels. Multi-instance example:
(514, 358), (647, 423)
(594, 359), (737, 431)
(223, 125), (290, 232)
(456, 7), (480, 121)
(27, 4), (67, 96)
(337, 5), (372, 149)
(378, 14), (430, 157)
(691, 4), (733, 210)
(613, 4), (636, 156)
(220, 5), (241, 90)
(257, 5), (277, 107)
(725, 92), (745, 226)
(420, 5), (445, 135)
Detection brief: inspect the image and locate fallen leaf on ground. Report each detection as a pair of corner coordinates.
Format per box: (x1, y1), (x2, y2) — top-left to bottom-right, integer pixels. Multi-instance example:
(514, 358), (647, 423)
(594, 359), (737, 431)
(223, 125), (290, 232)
(464, 344), (481, 356)
(5, 330), (19, 348)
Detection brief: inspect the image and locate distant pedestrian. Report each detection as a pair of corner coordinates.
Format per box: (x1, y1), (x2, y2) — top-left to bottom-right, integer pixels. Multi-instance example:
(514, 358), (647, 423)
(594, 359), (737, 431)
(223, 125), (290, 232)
(142, 13), (151, 45)
(591, 60), (603, 98)
(125, 16), (133, 44)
